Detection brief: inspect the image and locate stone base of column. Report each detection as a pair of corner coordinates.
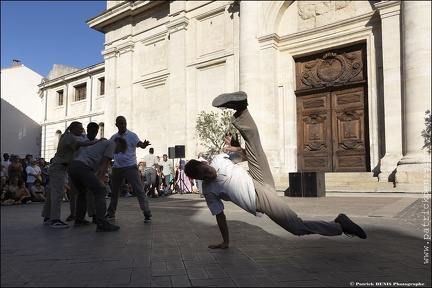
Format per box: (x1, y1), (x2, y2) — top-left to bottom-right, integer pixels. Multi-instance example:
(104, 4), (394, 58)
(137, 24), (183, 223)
(378, 153), (403, 183)
(378, 171), (396, 183)
(395, 156), (431, 193)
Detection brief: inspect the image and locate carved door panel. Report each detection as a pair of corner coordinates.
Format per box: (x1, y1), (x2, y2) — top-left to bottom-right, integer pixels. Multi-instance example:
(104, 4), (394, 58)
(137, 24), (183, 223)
(297, 93), (332, 172)
(332, 87), (367, 171)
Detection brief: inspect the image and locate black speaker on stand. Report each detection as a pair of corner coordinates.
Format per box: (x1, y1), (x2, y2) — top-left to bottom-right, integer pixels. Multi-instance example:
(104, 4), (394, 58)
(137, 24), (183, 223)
(168, 147), (176, 159)
(175, 145), (185, 159)
(173, 145), (190, 193)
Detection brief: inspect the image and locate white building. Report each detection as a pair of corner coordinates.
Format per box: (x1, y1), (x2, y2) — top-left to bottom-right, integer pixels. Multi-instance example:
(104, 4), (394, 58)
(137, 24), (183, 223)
(1, 60), (43, 157)
(38, 63), (105, 161)
(39, 1), (431, 192)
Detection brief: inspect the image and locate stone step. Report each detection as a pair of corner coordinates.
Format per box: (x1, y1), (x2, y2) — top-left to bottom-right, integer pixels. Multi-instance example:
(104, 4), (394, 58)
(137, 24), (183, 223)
(274, 172), (396, 193)
(325, 172), (378, 183)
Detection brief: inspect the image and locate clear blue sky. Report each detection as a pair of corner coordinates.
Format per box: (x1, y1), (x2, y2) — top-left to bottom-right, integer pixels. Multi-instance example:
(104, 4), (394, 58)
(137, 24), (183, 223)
(1, 1), (107, 77)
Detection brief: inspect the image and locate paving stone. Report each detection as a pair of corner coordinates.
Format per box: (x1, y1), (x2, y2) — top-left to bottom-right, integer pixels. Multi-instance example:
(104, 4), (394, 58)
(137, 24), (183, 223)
(1, 193), (430, 287)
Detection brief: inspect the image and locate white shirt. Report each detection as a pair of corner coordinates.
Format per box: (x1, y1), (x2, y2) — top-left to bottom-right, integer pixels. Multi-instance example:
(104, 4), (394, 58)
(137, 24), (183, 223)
(25, 165), (41, 183)
(158, 159), (173, 175)
(109, 130), (141, 168)
(1, 160), (11, 172)
(203, 153), (258, 217)
(143, 153), (157, 170)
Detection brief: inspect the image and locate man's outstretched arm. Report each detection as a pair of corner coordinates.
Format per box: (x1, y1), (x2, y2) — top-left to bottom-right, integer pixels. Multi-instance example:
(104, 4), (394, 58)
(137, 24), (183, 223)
(137, 139), (151, 149)
(208, 211), (230, 249)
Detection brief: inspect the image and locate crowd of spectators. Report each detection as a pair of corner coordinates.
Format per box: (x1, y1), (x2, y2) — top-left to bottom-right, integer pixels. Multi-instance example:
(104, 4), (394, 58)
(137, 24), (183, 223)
(1, 153), (52, 205)
(1, 150), (206, 206)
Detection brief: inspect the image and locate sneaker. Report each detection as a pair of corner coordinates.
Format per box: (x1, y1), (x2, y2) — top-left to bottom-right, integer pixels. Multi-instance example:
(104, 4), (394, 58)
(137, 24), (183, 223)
(51, 220), (69, 229)
(125, 192), (132, 197)
(334, 213), (367, 239)
(104, 214), (115, 221)
(212, 91), (248, 110)
(43, 218), (52, 225)
(144, 213), (152, 223)
(66, 215), (76, 221)
(96, 220), (120, 232)
(26, 200), (32, 204)
(74, 219), (91, 227)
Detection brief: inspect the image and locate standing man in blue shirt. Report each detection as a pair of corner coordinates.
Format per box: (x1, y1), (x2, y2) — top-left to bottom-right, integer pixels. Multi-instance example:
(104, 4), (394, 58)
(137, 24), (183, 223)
(105, 116), (152, 223)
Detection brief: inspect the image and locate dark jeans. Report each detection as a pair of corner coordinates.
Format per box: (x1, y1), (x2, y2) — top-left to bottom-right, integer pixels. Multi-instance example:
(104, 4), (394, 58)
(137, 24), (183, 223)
(107, 165), (151, 218)
(67, 161), (107, 222)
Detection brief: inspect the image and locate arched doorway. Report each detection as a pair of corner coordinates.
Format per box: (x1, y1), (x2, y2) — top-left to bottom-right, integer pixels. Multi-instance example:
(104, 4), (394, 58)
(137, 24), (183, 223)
(295, 43), (370, 172)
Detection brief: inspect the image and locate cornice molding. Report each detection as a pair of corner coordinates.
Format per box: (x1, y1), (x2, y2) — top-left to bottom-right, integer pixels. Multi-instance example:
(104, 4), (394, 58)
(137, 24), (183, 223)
(166, 16), (189, 34)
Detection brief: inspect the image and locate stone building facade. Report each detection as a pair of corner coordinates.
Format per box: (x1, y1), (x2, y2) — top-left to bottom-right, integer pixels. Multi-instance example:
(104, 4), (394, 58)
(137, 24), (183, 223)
(40, 1), (431, 192)
(38, 63), (105, 160)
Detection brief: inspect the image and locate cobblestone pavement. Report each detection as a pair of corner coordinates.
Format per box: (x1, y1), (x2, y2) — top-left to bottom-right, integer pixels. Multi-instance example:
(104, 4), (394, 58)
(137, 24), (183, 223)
(1, 193), (431, 287)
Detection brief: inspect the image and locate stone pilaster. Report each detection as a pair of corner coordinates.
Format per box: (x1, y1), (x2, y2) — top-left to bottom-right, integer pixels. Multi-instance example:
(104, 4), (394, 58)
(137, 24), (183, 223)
(374, 1), (403, 183)
(239, 1), (261, 101)
(101, 47), (118, 136)
(396, 1), (431, 191)
(115, 41), (135, 125)
(166, 2), (189, 154)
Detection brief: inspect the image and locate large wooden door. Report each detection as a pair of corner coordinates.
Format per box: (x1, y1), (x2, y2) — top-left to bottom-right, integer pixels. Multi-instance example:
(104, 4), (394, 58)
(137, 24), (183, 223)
(297, 87), (368, 172)
(295, 44), (369, 172)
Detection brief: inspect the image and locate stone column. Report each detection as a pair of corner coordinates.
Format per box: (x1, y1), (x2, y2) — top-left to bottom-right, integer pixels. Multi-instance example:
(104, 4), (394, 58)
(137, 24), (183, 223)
(239, 1), (261, 101)
(396, 1), (431, 190)
(101, 47), (118, 137)
(374, 1), (403, 183)
(115, 41), (135, 125)
(167, 2), (189, 153)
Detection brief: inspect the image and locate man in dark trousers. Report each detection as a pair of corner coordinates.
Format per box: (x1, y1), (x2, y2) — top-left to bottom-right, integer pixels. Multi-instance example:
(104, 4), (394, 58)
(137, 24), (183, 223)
(68, 137), (127, 232)
(105, 116), (152, 223)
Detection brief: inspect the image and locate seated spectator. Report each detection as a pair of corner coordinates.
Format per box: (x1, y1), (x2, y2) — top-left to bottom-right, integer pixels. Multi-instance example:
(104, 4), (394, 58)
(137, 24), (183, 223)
(1, 153), (11, 176)
(8, 176), (20, 197)
(104, 174), (112, 199)
(1, 164), (8, 187)
(18, 180), (32, 204)
(25, 158), (42, 191)
(30, 179), (46, 202)
(138, 161), (145, 184)
(42, 158), (52, 186)
(121, 180), (132, 197)
(1, 184), (21, 205)
(8, 155), (24, 183)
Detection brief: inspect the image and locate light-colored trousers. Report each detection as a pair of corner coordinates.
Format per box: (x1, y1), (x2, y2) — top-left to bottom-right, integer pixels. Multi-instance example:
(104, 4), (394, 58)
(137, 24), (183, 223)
(232, 110), (342, 236)
(41, 163), (66, 220)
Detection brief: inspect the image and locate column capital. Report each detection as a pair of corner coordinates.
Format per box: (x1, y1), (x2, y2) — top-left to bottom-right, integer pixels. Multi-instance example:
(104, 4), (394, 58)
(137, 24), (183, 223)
(374, 1), (401, 19)
(102, 47), (117, 60)
(166, 16), (189, 34)
(257, 33), (281, 50)
(117, 40), (135, 55)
